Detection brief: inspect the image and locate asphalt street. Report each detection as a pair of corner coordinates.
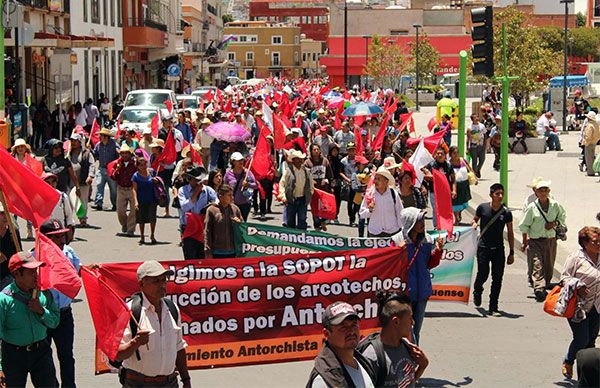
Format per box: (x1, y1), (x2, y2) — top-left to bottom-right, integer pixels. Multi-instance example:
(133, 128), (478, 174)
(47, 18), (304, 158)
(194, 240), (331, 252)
(16, 100), (594, 387)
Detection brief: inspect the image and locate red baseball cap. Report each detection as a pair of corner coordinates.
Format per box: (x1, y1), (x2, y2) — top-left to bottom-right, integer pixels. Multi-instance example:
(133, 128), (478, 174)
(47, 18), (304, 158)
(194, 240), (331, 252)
(9, 252), (45, 273)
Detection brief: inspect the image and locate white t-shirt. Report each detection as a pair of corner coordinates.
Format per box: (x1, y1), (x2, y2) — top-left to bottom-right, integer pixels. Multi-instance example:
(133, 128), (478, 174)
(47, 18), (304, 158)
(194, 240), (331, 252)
(75, 110), (88, 127)
(311, 359), (375, 388)
(536, 115), (550, 136)
(469, 123), (486, 146)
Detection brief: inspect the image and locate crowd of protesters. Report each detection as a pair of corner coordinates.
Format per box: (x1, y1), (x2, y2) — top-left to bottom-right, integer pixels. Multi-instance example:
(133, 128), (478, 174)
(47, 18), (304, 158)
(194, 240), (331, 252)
(2, 78), (600, 387)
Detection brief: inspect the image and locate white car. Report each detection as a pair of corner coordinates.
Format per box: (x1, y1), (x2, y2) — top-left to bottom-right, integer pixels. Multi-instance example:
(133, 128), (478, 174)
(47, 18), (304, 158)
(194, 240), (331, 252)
(239, 78), (266, 87)
(117, 106), (159, 134)
(191, 86), (219, 100)
(124, 89), (178, 110)
(176, 95), (200, 110)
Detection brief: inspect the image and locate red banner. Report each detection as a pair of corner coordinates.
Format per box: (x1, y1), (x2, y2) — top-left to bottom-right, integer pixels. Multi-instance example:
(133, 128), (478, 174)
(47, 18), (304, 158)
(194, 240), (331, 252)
(87, 247), (408, 373)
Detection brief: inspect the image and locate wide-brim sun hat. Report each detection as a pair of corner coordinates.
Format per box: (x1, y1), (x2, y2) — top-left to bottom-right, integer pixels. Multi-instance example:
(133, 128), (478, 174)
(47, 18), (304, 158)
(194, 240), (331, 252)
(375, 166), (396, 188)
(11, 138), (31, 153)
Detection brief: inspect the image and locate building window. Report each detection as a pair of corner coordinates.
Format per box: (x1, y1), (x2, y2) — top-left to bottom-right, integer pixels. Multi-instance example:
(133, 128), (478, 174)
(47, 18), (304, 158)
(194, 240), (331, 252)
(110, 0), (115, 26)
(313, 53), (317, 61)
(265, 49), (270, 55)
(91, 0), (100, 23)
(84, 51), (89, 99)
(595, 0), (600, 17)
(246, 52), (254, 61)
(111, 50), (116, 97)
(294, 35), (299, 45)
(294, 51), (298, 66)
(118, 50), (123, 97)
(239, 36), (247, 42)
(103, 0), (108, 25)
(272, 52), (280, 66)
(117, 0), (122, 26)
(228, 52), (236, 61)
(83, 0), (88, 22)
(390, 30), (409, 35)
(249, 35), (257, 43)
(272, 36), (282, 45)
(303, 53), (306, 62)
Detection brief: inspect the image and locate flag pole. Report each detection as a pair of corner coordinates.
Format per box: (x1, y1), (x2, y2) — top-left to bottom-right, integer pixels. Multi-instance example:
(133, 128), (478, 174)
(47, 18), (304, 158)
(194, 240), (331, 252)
(0, 189), (22, 251)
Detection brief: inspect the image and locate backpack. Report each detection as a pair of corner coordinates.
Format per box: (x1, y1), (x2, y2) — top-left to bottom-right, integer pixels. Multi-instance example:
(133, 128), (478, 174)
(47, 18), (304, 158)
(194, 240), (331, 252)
(109, 292), (179, 369)
(152, 176), (168, 208)
(356, 332), (387, 387)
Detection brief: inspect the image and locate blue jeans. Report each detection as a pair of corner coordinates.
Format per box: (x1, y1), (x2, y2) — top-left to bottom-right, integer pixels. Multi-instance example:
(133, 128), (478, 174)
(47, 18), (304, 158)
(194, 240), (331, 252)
(412, 299), (428, 345)
(545, 131), (561, 150)
(94, 167), (117, 208)
(565, 307), (600, 365)
(286, 197), (308, 230)
(47, 307), (75, 388)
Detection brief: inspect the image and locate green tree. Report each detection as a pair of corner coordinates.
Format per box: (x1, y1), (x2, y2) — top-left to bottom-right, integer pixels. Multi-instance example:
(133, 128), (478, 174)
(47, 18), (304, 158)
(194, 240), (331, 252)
(535, 26), (563, 53)
(576, 12), (586, 27)
(364, 35), (410, 91)
(408, 34), (441, 85)
(222, 14), (234, 24)
(569, 28), (600, 59)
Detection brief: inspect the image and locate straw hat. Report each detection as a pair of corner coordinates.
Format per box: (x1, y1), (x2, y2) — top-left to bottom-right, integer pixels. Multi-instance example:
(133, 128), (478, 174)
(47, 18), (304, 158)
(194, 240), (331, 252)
(586, 111), (597, 121)
(534, 180), (551, 190)
(526, 176), (545, 188)
(181, 143), (201, 158)
(375, 166), (396, 188)
(11, 138), (31, 153)
(201, 118), (212, 125)
(149, 139), (165, 148)
(99, 128), (113, 137)
(119, 143), (133, 154)
(289, 150), (306, 160)
(383, 156), (402, 170)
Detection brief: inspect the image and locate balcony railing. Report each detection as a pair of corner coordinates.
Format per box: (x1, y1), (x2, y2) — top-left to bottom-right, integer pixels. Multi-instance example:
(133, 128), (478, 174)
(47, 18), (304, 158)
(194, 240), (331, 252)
(244, 59), (254, 66)
(19, 0), (49, 10)
(127, 18), (168, 32)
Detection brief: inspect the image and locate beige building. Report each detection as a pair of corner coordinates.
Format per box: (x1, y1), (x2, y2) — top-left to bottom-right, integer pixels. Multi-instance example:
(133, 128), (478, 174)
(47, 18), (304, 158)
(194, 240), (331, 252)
(224, 21), (301, 80)
(300, 36), (325, 79)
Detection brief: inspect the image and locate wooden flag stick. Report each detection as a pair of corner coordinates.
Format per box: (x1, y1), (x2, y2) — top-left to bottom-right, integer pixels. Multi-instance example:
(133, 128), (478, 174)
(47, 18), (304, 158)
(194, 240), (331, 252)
(0, 189), (22, 252)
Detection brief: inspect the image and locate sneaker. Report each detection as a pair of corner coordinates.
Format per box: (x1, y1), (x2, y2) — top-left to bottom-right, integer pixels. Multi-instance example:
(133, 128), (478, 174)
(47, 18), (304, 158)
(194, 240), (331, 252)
(488, 307), (501, 317)
(259, 215), (267, 221)
(473, 292), (482, 307)
(562, 362), (573, 379)
(349, 222), (357, 227)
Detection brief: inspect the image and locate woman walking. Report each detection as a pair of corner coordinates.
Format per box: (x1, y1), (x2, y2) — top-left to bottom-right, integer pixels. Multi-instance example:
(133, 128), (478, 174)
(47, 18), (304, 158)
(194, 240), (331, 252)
(448, 146), (472, 224)
(560, 226), (600, 379)
(305, 144), (333, 231)
(131, 157), (158, 245)
(223, 152), (257, 222)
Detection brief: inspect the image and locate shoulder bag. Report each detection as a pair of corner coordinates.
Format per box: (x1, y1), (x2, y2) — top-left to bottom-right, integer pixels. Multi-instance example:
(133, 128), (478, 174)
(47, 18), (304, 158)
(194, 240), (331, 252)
(477, 205), (506, 245)
(534, 202), (567, 241)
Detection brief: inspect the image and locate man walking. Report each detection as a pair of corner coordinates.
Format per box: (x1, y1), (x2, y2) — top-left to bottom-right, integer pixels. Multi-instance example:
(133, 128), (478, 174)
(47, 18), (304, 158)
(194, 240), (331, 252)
(467, 114), (487, 178)
(92, 128), (119, 211)
(40, 219), (81, 388)
(115, 261), (191, 388)
(520, 180), (566, 301)
(471, 183), (515, 315)
(278, 150), (314, 230)
(306, 302), (376, 388)
(111, 144), (138, 237)
(581, 111), (600, 176)
(0, 252), (59, 387)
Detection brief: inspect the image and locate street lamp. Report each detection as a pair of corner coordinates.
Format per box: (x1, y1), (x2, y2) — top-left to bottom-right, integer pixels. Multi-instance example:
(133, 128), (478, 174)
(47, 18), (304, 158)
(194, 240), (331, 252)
(560, 0), (574, 132)
(363, 35), (371, 90)
(344, 0), (348, 88)
(413, 24), (422, 112)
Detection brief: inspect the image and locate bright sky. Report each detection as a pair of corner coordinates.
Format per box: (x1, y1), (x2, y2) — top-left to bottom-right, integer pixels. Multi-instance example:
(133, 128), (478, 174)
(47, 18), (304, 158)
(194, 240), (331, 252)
(574, 0), (587, 14)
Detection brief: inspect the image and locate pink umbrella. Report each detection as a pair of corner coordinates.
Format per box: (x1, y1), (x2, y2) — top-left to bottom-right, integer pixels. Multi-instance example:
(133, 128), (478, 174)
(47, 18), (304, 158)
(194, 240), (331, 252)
(205, 121), (251, 142)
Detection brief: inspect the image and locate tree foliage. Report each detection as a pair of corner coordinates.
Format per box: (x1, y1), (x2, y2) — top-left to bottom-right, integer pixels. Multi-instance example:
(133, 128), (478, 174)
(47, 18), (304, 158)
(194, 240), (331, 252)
(364, 35), (410, 91)
(222, 14), (234, 24)
(408, 34), (441, 84)
(576, 12), (586, 27)
(534, 26), (600, 59)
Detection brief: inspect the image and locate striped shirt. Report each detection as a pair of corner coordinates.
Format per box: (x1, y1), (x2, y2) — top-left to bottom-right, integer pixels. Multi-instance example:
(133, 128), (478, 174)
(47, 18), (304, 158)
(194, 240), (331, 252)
(561, 249), (600, 313)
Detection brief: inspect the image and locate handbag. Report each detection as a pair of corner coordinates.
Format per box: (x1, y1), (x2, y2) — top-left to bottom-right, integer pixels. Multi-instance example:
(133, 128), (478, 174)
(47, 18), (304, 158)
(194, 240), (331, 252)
(534, 202), (567, 241)
(152, 176), (168, 208)
(340, 181), (352, 202)
(467, 171), (478, 186)
(544, 285), (577, 318)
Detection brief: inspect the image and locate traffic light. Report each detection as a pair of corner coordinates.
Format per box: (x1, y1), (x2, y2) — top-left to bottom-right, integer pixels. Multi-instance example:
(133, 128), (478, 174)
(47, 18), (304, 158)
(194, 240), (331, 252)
(471, 6), (494, 78)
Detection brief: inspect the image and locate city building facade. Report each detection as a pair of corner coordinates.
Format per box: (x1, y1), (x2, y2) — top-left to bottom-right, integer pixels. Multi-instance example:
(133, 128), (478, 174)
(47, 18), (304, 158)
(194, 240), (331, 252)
(300, 36), (324, 79)
(224, 21), (301, 79)
(588, 0), (600, 28)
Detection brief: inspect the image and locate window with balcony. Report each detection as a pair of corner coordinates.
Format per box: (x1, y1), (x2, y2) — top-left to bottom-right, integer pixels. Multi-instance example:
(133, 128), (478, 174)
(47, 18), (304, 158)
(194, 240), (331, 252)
(272, 52), (280, 66)
(246, 52), (254, 61)
(91, 0), (100, 23)
(228, 52), (236, 61)
(272, 36), (282, 45)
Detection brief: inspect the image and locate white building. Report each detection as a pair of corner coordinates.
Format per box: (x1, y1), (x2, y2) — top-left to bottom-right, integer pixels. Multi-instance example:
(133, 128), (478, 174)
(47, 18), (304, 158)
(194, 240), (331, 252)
(70, 0), (123, 103)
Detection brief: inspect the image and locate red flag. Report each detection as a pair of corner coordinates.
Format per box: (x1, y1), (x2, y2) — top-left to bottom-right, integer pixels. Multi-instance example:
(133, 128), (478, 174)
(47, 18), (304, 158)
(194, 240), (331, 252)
(24, 153), (44, 176)
(427, 117), (437, 131)
(400, 112), (415, 133)
(88, 119), (101, 147)
(182, 213), (205, 242)
(151, 130), (177, 170)
(432, 168), (454, 235)
(37, 233), (82, 299)
(343, 90), (351, 100)
(255, 116), (271, 137)
(0, 147), (60, 228)
(204, 89), (214, 102)
(354, 116), (366, 127)
(295, 115), (303, 130)
(273, 114), (287, 150)
(310, 189), (337, 220)
(353, 126), (364, 156)
(288, 98), (299, 119)
(188, 145), (204, 166)
(283, 137), (307, 155)
(250, 133), (274, 181)
(224, 98), (233, 113)
(165, 100), (173, 113)
(150, 113), (160, 137)
(216, 88), (223, 102)
(371, 113), (390, 152)
(81, 267), (131, 361)
(401, 159), (417, 186)
(107, 159), (119, 177)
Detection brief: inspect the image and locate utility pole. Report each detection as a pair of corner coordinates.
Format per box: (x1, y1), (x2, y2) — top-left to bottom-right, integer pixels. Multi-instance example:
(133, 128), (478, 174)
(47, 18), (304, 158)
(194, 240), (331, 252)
(343, 0), (348, 87)
(413, 24), (421, 112)
(458, 50), (467, 158)
(0, 0), (6, 118)
(497, 23), (519, 205)
(560, 0), (574, 132)
(363, 35), (370, 90)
